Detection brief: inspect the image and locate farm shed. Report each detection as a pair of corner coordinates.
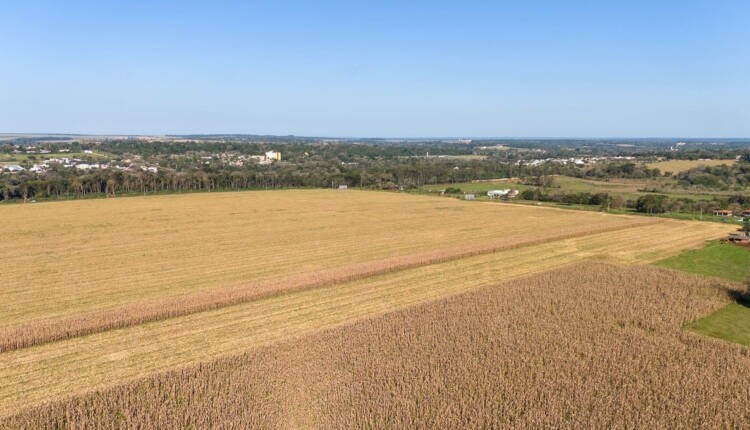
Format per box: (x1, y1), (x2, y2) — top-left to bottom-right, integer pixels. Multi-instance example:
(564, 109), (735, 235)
(487, 189), (510, 198)
(713, 210), (733, 217)
(464, 194), (475, 200)
(487, 189), (518, 199)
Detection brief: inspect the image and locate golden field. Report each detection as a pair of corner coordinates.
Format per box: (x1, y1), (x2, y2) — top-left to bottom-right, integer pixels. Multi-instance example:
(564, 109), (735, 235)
(0, 190), (734, 423)
(1, 189), (667, 351)
(1, 190), (641, 326)
(645, 158), (736, 174)
(3, 263), (747, 429)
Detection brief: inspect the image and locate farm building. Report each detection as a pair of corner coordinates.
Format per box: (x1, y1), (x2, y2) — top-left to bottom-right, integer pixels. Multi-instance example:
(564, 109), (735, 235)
(743, 210), (750, 217)
(464, 194), (475, 200)
(487, 189), (519, 199)
(487, 189), (510, 198)
(338, 185), (348, 190)
(713, 210), (733, 217)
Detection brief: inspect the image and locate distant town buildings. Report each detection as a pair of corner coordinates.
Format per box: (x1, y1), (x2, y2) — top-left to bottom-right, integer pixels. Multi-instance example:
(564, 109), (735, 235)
(265, 151), (281, 161)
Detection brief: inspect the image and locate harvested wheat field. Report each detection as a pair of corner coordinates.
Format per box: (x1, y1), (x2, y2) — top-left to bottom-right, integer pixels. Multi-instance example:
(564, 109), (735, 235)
(0, 190), (735, 426)
(2, 263), (748, 429)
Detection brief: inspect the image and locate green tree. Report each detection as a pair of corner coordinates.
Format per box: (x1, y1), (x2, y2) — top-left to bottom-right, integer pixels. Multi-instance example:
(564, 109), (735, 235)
(636, 194), (669, 214)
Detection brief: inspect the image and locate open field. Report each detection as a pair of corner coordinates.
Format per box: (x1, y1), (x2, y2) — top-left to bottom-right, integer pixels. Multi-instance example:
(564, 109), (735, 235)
(420, 175), (727, 202)
(689, 303), (750, 347)
(0, 190), (734, 422)
(654, 240), (750, 282)
(421, 176), (641, 194)
(2, 263), (747, 428)
(0, 208), (730, 417)
(654, 241), (750, 347)
(1, 190), (663, 350)
(646, 158), (737, 174)
(4, 190), (641, 324)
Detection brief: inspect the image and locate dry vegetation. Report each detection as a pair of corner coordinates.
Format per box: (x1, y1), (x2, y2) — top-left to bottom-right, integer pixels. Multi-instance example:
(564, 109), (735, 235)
(0, 190), (735, 426)
(3, 263), (748, 429)
(1, 190), (639, 327)
(1, 190), (669, 352)
(0, 218), (655, 352)
(0, 219), (730, 418)
(646, 158), (736, 174)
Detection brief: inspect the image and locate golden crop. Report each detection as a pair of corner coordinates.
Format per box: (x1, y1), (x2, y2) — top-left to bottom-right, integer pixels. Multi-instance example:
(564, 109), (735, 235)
(2, 263), (746, 429)
(0, 189), (682, 352)
(645, 158), (736, 173)
(0, 190), (734, 425)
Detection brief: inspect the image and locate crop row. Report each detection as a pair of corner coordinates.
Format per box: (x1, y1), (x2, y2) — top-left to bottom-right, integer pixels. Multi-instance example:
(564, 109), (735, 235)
(0, 219), (659, 352)
(2, 190), (639, 325)
(0, 221), (729, 416)
(2, 263), (746, 429)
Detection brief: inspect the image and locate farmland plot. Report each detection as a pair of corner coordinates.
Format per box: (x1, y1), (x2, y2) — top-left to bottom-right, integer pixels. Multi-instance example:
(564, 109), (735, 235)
(2, 263), (748, 429)
(0, 190), (733, 423)
(0, 215), (730, 417)
(1, 190), (644, 327)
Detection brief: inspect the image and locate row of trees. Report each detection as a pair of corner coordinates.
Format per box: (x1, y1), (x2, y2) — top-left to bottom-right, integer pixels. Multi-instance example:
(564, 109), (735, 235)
(0, 158), (575, 202)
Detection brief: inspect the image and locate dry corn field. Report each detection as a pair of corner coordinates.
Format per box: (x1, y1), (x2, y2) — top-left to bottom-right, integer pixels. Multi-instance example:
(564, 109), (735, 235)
(2, 263), (748, 429)
(0, 190), (736, 426)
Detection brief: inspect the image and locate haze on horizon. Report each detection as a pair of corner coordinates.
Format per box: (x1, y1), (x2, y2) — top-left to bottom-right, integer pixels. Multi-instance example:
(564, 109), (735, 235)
(1, 0), (748, 138)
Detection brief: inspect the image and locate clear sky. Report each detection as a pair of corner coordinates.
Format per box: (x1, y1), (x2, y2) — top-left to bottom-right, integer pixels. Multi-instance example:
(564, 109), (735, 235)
(1, 1), (748, 137)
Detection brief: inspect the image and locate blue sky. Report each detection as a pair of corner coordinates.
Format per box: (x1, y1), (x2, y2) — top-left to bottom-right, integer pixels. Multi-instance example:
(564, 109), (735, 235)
(1, 1), (748, 137)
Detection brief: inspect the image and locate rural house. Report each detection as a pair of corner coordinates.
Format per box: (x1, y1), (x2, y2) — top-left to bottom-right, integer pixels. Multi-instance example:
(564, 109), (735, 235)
(713, 210), (732, 217)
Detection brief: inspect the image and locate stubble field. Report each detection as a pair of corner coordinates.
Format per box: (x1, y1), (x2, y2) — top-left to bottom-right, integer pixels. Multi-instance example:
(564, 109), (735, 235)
(0, 189), (736, 426)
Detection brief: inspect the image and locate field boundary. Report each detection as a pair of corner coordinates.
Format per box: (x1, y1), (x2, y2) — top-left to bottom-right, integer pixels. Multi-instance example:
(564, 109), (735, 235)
(0, 219), (660, 353)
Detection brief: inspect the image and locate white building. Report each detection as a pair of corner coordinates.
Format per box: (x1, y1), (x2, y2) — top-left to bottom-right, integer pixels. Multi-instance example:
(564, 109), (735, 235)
(487, 189), (518, 199)
(487, 189), (511, 198)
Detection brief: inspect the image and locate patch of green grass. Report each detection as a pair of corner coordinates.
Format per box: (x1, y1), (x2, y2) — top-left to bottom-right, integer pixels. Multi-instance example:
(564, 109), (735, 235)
(687, 303), (750, 347)
(653, 241), (750, 282)
(419, 175), (732, 203)
(655, 241), (750, 348)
